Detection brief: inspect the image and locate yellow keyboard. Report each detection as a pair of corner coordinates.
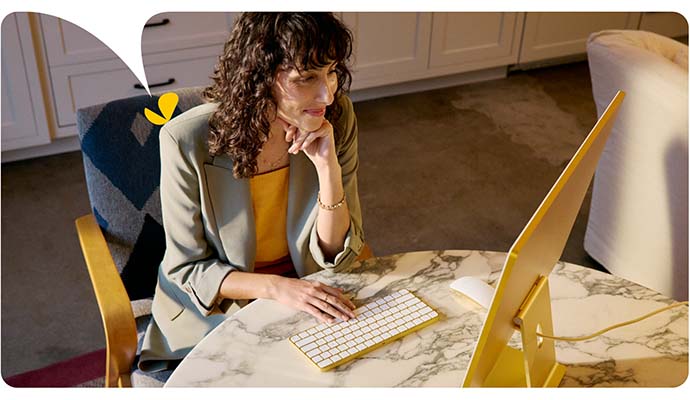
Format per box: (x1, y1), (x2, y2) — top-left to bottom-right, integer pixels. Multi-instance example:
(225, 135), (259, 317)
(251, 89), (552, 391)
(289, 289), (440, 371)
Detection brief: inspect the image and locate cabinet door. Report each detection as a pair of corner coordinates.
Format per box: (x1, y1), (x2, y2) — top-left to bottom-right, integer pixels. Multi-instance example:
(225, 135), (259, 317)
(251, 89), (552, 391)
(342, 13), (432, 90)
(429, 12), (523, 72)
(1, 13), (51, 151)
(519, 12), (641, 64)
(639, 12), (688, 38)
(40, 13), (236, 67)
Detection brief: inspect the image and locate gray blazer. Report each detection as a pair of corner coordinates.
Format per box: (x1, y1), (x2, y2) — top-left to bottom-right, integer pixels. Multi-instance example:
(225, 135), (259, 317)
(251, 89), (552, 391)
(139, 95), (364, 372)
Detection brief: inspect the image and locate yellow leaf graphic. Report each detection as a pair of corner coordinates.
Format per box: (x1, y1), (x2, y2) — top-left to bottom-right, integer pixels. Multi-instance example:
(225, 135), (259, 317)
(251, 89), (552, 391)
(143, 92), (179, 125)
(158, 92), (179, 121)
(144, 107), (168, 126)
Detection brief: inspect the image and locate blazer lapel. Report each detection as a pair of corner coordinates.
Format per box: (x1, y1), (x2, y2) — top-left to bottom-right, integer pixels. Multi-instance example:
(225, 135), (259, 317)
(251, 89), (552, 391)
(203, 155), (256, 270)
(287, 152), (319, 275)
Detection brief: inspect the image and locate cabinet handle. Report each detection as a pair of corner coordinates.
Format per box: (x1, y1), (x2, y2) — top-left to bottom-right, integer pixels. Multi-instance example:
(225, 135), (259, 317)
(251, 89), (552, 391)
(134, 78), (176, 89)
(144, 18), (170, 28)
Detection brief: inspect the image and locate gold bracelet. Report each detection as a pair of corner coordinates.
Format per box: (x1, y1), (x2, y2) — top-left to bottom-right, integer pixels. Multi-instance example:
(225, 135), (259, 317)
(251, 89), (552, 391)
(317, 191), (346, 210)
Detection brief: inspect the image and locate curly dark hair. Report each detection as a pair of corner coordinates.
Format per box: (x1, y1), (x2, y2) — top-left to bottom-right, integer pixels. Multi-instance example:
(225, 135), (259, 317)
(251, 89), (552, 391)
(203, 12), (354, 179)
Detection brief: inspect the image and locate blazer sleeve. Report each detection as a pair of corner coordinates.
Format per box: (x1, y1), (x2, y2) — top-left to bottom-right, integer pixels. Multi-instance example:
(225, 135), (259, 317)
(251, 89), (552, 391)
(308, 95), (365, 271)
(158, 126), (237, 316)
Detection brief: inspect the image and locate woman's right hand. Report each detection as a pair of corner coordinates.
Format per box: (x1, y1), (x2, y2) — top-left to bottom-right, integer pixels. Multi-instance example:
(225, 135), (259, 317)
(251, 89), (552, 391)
(268, 276), (356, 324)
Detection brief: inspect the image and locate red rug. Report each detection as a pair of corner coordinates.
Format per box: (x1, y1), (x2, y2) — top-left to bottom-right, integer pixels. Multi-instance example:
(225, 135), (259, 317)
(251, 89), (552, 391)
(4, 349), (106, 387)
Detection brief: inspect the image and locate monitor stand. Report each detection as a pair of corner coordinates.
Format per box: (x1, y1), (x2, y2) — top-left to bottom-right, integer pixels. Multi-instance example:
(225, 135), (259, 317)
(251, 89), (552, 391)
(483, 275), (566, 387)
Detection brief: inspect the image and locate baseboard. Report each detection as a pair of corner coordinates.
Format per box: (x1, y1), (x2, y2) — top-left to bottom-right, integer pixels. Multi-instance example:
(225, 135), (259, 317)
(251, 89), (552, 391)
(350, 67), (507, 103)
(1, 135), (80, 163)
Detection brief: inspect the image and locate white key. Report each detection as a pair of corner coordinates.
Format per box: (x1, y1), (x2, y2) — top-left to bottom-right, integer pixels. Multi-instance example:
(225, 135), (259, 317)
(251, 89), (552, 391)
(337, 344), (349, 353)
(371, 329), (382, 336)
(373, 335), (384, 344)
(356, 344), (367, 351)
(355, 336), (365, 344)
(347, 348), (358, 356)
(299, 331), (310, 339)
(364, 339), (375, 347)
(302, 342), (318, 352)
(404, 321), (415, 329)
(313, 355), (323, 363)
(290, 335), (301, 342)
(398, 293), (414, 302)
(411, 311), (421, 318)
(306, 348), (320, 357)
(363, 333), (373, 340)
(344, 333), (355, 340)
(382, 331), (392, 339)
(428, 310), (438, 318)
(404, 298), (419, 307)
(413, 317), (424, 325)
(323, 327), (334, 335)
(322, 350), (332, 358)
(317, 359), (332, 368)
(316, 338), (326, 346)
(315, 331), (325, 339)
(295, 336), (315, 347)
(390, 327), (400, 335)
(324, 334), (334, 342)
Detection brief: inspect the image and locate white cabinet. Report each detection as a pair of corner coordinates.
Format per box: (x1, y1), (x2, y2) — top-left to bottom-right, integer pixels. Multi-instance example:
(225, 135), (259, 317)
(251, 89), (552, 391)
(1, 13), (51, 151)
(343, 12), (522, 91)
(638, 12), (688, 38)
(429, 13), (523, 72)
(519, 12), (641, 64)
(3, 12), (687, 160)
(343, 13), (432, 90)
(40, 13), (238, 139)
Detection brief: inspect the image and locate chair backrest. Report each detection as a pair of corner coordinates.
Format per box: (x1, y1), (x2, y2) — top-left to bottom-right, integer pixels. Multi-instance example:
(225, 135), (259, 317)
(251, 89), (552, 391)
(76, 87), (206, 301)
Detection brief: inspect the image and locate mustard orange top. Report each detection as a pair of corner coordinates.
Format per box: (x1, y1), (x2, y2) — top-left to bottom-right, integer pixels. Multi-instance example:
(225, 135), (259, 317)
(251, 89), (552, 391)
(249, 165), (293, 275)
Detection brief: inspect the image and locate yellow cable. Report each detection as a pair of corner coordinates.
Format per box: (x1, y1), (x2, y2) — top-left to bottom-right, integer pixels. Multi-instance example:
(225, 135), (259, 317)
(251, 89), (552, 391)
(536, 301), (689, 342)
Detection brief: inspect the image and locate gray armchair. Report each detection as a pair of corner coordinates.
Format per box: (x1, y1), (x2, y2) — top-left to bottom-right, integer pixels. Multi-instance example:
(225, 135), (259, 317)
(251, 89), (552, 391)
(74, 87), (205, 386)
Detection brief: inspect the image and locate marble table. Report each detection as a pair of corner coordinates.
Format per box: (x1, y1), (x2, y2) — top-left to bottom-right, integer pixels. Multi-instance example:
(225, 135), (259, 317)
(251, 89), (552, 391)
(165, 250), (688, 387)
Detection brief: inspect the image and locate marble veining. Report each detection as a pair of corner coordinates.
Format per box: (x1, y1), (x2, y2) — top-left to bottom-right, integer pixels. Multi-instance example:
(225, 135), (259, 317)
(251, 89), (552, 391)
(166, 250), (688, 387)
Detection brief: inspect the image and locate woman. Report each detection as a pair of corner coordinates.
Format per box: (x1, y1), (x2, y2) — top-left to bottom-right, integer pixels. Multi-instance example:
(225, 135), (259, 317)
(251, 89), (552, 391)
(139, 12), (365, 372)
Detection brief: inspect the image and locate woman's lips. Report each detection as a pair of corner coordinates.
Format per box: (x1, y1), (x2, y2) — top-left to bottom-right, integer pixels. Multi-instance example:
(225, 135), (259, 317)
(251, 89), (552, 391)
(304, 108), (325, 117)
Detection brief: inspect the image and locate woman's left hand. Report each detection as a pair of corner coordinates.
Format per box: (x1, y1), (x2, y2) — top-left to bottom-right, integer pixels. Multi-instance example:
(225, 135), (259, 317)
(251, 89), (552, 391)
(278, 117), (338, 170)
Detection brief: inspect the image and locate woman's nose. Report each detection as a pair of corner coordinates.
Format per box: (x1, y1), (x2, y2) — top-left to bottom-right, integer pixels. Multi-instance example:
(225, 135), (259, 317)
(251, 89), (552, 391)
(316, 77), (335, 105)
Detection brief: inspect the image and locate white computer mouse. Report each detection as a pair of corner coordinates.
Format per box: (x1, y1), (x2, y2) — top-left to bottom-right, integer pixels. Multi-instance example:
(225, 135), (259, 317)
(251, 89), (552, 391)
(449, 276), (495, 310)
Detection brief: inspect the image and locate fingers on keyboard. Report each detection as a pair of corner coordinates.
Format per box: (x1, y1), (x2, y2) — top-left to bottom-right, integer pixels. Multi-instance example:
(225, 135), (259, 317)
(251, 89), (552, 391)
(290, 289), (440, 371)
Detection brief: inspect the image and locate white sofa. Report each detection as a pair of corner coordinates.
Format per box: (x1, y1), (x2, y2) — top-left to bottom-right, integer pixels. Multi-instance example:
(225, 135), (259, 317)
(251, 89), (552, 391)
(585, 30), (688, 300)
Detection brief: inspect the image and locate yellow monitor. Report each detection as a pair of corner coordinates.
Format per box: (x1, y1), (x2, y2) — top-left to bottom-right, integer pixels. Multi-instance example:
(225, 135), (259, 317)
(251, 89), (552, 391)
(462, 91), (625, 387)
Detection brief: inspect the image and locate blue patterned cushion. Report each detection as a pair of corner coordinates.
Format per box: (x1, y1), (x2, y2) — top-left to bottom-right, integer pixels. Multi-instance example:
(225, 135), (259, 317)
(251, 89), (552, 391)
(77, 87), (205, 300)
